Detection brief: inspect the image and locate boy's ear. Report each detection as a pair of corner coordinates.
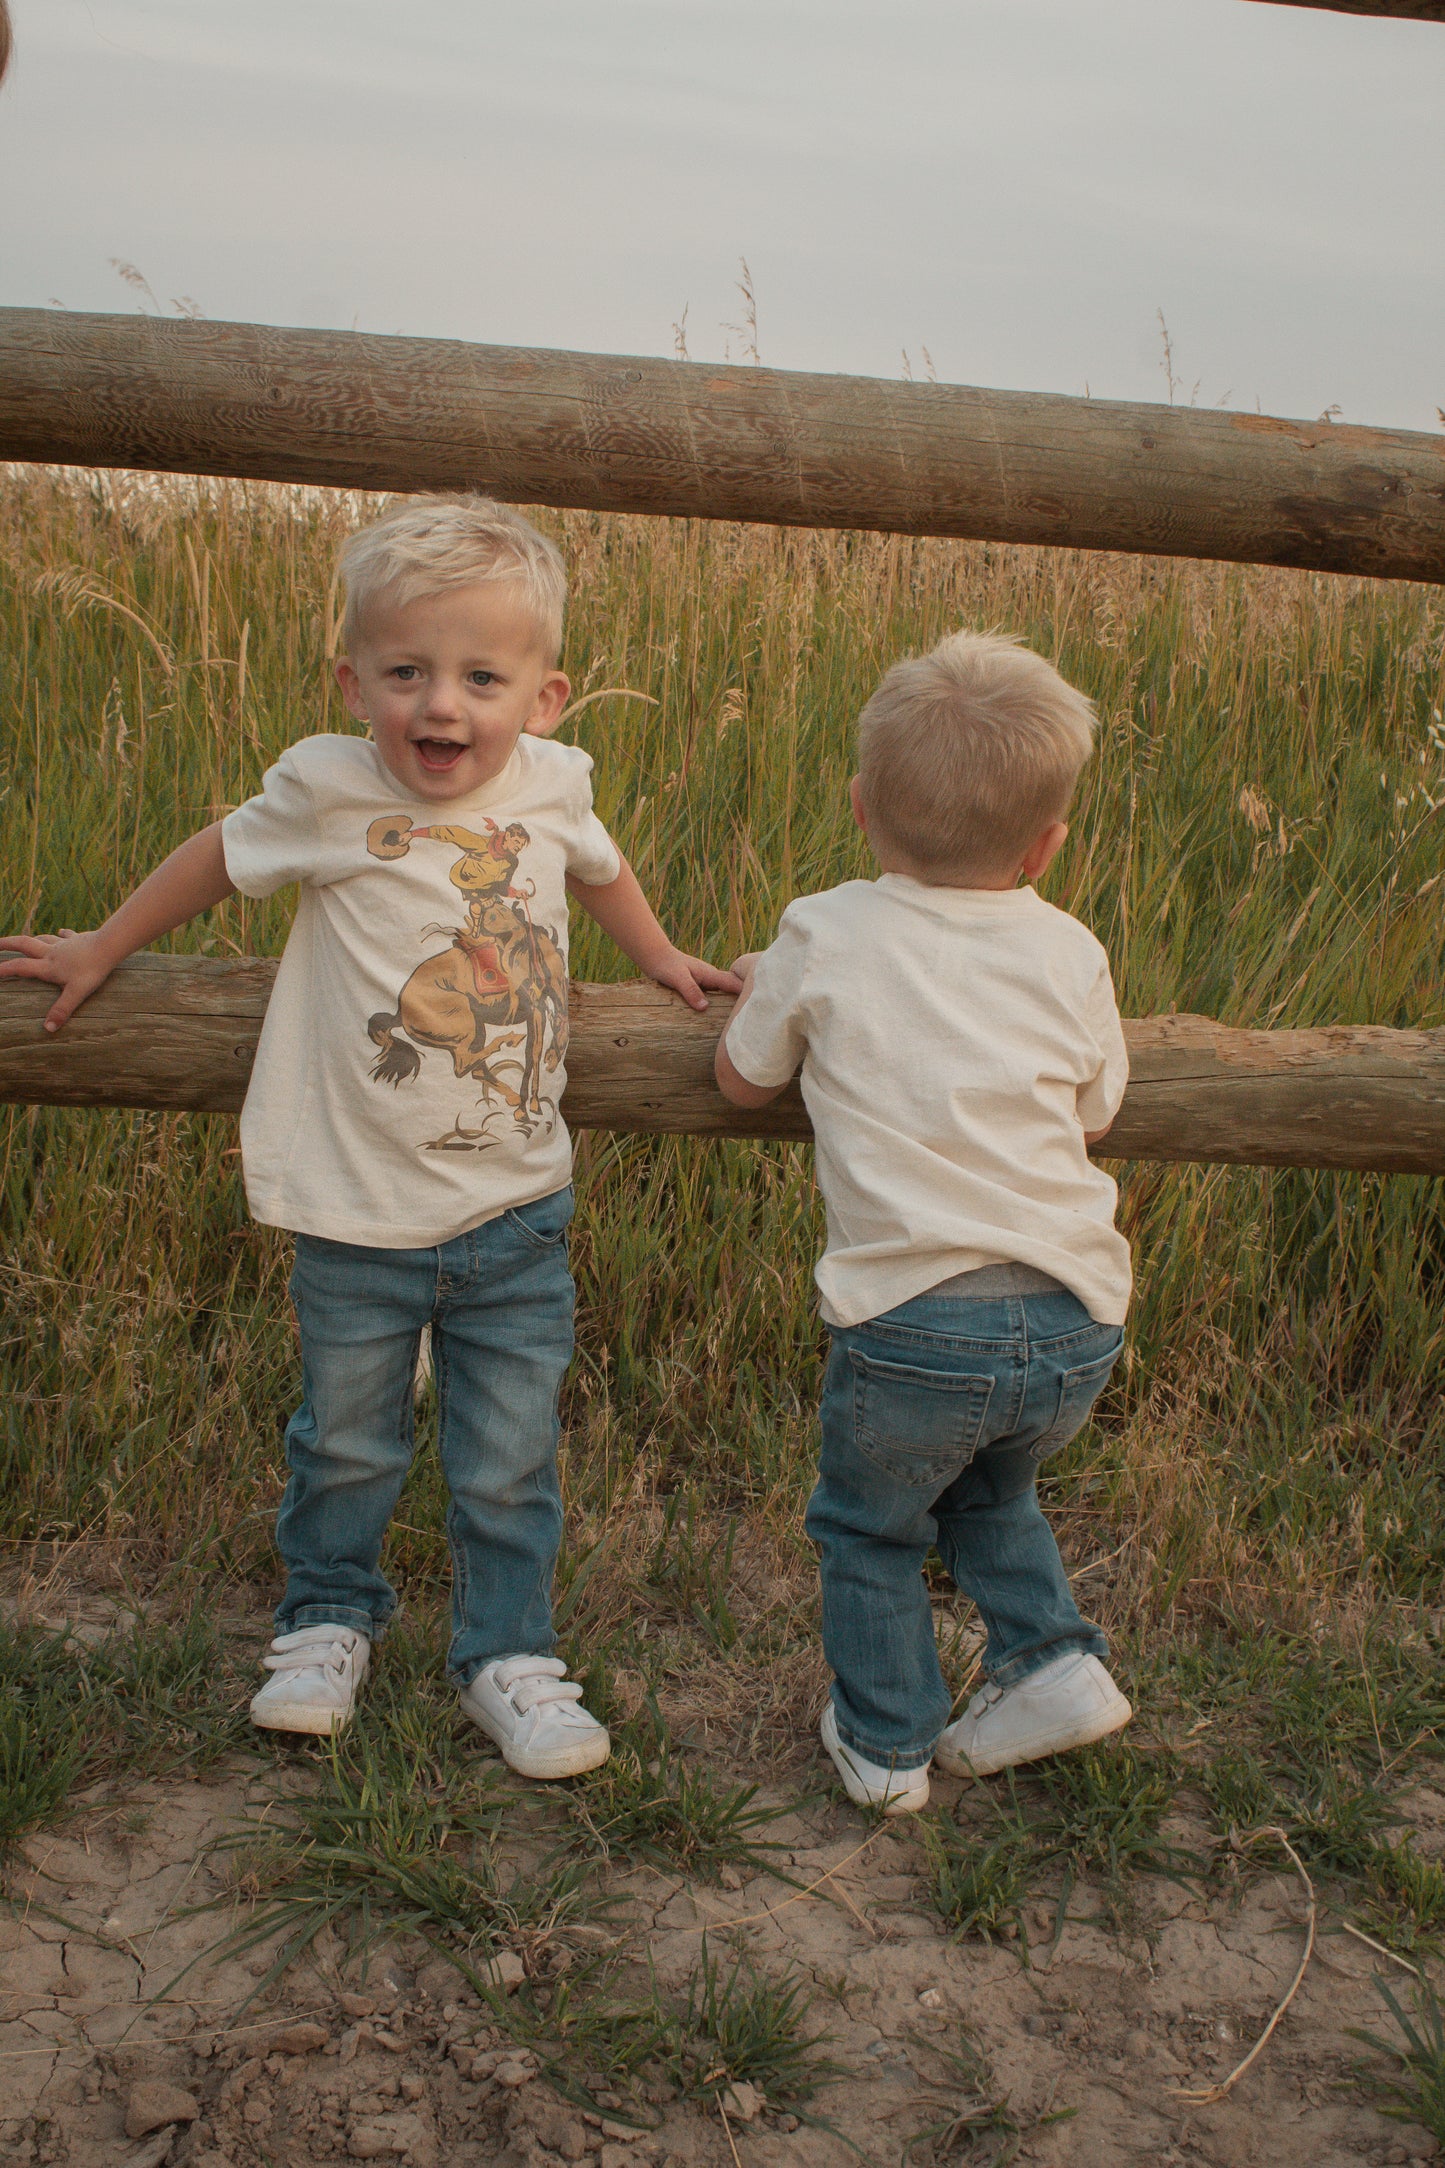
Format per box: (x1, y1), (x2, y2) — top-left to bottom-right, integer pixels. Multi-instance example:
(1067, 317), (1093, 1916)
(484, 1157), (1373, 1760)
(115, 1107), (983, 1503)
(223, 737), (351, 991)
(335, 657), (368, 722)
(524, 670), (572, 739)
(849, 775), (868, 835)
(1021, 820), (1069, 881)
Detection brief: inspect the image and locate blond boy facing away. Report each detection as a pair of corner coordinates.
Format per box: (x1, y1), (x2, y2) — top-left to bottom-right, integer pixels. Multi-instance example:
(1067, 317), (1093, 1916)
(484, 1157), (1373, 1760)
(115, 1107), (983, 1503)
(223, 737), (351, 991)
(716, 632), (1132, 1814)
(0, 498), (738, 1775)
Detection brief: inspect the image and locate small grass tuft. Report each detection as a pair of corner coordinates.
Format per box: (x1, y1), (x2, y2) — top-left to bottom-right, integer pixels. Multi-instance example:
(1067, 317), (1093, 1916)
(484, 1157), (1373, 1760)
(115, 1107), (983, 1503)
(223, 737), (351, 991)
(1281, 1768), (1397, 1878)
(1363, 1842), (1445, 1954)
(645, 1490), (740, 1649)
(0, 1621), (101, 1858)
(205, 1723), (605, 2005)
(921, 1816), (1034, 1945)
(570, 1700), (787, 1879)
(103, 1594), (253, 1773)
(666, 1937), (840, 2106)
(0, 1603), (252, 1861)
(1349, 1976), (1445, 2139)
(903, 2031), (1071, 2164)
(1030, 1741), (1186, 1884)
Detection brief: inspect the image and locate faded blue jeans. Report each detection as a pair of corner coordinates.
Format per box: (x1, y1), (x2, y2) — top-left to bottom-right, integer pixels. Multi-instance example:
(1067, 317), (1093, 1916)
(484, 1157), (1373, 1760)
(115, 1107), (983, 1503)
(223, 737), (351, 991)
(275, 1185), (575, 1685)
(807, 1276), (1124, 1771)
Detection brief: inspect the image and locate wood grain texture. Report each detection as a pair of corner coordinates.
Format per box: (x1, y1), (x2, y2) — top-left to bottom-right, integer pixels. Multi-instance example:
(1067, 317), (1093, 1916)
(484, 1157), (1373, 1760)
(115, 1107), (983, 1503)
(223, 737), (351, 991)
(2, 310), (1444, 582)
(1257, 1), (1445, 18)
(1, 957), (1442, 1174)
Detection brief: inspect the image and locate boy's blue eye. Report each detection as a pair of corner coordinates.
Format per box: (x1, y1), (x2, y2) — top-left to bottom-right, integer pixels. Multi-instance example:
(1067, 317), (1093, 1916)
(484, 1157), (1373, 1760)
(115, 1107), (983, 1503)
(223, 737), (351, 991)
(392, 665), (418, 680)
(469, 670), (495, 687)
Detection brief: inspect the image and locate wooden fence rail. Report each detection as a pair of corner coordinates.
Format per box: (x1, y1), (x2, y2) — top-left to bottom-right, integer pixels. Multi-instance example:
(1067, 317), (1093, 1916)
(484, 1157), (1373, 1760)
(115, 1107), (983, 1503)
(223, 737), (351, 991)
(1260, 2), (1445, 19)
(1, 958), (1442, 1175)
(3, 309), (1444, 583)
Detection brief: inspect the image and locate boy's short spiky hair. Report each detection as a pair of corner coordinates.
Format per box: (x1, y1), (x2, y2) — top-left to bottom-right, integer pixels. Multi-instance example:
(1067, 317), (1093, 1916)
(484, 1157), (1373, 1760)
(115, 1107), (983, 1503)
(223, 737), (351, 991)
(338, 496), (566, 661)
(857, 630), (1096, 884)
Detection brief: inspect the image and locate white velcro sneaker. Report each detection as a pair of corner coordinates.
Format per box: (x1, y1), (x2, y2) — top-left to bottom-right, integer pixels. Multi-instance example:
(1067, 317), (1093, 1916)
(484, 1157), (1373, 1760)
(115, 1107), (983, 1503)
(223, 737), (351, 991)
(249, 1623), (370, 1736)
(460, 1655), (610, 1779)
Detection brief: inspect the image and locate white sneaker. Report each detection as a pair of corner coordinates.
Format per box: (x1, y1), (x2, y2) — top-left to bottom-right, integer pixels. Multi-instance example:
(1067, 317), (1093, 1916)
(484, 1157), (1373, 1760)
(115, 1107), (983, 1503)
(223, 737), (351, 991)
(934, 1652), (1131, 1778)
(250, 1623), (370, 1736)
(459, 1655), (610, 1779)
(819, 1701), (930, 1816)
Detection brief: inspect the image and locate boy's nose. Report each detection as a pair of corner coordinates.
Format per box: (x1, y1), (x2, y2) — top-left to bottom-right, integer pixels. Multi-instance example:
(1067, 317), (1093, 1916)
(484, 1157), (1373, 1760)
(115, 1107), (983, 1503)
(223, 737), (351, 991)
(424, 681), (465, 722)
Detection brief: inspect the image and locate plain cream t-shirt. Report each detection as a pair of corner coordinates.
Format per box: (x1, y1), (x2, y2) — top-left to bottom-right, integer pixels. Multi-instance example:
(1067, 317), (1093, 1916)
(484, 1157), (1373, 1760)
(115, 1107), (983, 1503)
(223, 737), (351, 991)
(723, 875), (1132, 1329)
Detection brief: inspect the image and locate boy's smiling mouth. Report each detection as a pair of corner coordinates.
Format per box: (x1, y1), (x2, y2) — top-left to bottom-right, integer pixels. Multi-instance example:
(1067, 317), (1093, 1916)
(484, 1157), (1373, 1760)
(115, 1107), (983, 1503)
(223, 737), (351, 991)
(412, 737), (468, 771)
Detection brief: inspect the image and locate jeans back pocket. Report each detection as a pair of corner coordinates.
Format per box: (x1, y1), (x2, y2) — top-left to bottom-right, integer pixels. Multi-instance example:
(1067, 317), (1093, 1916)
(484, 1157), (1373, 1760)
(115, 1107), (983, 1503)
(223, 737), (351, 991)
(1029, 1334), (1123, 1464)
(849, 1349), (996, 1489)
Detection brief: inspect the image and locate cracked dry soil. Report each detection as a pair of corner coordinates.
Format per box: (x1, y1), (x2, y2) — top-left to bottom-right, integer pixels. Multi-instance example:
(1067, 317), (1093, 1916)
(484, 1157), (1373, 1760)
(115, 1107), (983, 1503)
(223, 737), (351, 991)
(4, 1756), (1443, 2168)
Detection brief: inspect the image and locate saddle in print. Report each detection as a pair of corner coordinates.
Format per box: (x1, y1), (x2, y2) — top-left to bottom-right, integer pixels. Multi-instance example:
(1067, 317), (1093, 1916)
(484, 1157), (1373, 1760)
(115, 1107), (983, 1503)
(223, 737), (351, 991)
(456, 934), (507, 998)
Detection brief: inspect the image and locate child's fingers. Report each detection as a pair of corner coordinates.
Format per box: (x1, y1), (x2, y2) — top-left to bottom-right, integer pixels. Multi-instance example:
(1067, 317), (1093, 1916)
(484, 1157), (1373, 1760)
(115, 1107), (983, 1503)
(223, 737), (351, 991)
(43, 978), (98, 1032)
(682, 957), (743, 997)
(656, 962), (708, 1011)
(0, 951), (58, 981)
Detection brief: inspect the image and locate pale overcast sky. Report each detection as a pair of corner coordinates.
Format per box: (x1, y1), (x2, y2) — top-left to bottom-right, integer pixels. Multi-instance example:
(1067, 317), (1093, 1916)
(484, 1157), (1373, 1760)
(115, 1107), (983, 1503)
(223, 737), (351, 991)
(3, 0), (1443, 433)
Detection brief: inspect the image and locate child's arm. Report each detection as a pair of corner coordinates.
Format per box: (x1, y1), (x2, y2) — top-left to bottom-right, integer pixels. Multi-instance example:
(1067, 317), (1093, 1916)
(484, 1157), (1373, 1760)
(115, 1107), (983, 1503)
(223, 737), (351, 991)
(567, 851), (741, 1012)
(0, 823), (236, 1033)
(713, 952), (788, 1107)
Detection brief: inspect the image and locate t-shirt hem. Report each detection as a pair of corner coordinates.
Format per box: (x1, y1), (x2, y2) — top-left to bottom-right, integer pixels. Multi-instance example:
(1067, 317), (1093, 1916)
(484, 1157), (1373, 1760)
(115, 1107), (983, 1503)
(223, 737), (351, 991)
(818, 1258), (1131, 1332)
(244, 1179), (573, 1252)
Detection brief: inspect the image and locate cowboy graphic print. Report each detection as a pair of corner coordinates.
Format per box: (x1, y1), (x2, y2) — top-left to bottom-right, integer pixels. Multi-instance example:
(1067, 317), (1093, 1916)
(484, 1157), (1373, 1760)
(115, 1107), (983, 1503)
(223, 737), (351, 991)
(364, 813), (569, 1142)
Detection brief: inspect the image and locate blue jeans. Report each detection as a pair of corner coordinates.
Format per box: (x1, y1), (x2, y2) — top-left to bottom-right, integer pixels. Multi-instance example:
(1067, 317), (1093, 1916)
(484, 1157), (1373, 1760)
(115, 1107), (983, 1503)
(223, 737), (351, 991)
(807, 1284), (1123, 1771)
(275, 1185), (575, 1685)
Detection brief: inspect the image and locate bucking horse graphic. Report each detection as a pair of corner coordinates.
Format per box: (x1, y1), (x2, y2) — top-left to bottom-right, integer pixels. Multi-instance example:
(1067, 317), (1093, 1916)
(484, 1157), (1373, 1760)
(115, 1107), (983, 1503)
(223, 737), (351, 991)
(364, 816), (567, 1148)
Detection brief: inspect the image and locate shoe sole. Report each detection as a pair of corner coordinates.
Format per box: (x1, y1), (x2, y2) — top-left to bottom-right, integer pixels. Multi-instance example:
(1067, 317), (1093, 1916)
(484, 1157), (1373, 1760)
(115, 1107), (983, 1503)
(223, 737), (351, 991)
(821, 1710), (930, 1816)
(249, 1699), (355, 1736)
(934, 1693), (1132, 1778)
(460, 1698), (611, 1780)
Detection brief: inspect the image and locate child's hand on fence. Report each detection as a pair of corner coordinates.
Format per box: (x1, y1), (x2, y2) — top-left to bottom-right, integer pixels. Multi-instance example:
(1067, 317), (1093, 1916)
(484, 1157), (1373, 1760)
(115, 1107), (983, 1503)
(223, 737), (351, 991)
(0, 929), (118, 1033)
(646, 948), (743, 1013)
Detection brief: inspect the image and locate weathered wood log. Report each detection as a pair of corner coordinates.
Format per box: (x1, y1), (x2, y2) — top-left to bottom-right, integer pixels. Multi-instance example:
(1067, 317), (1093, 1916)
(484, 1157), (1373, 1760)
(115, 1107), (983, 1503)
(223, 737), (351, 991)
(1259, 2), (1445, 18)
(0, 955), (1441, 1174)
(2, 310), (1444, 583)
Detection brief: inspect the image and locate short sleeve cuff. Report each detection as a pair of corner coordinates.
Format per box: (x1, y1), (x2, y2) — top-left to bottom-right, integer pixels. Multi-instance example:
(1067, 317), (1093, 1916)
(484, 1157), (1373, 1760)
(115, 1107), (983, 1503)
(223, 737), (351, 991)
(221, 808), (285, 900)
(722, 1013), (799, 1090)
(570, 836), (622, 887)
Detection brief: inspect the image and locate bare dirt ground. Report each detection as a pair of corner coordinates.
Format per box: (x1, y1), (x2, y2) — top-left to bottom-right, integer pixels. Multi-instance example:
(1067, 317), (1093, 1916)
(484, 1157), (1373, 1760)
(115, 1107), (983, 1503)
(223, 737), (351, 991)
(6, 1736), (1443, 2168)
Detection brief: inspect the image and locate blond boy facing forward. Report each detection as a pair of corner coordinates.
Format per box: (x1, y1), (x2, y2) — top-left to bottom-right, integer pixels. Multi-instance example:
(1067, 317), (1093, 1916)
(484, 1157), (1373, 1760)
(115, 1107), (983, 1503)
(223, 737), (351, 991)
(716, 632), (1132, 1813)
(0, 498), (737, 1775)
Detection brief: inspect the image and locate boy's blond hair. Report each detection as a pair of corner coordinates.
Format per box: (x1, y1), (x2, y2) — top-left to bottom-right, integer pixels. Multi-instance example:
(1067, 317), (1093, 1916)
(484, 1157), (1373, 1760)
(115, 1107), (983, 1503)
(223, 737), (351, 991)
(858, 630), (1096, 883)
(338, 497), (566, 661)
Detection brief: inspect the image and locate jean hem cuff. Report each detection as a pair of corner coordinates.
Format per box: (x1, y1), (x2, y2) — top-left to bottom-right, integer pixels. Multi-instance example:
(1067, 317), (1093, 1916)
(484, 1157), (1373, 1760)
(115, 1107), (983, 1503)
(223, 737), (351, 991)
(448, 1644), (558, 1691)
(987, 1635), (1107, 1691)
(281, 1604), (386, 1641)
(831, 1719), (936, 1774)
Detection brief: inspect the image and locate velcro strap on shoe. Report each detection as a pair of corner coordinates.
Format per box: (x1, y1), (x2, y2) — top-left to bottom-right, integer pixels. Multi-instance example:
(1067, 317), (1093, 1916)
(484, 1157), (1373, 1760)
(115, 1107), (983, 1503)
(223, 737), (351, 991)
(263, 1625), (363, 1677)
(490, 1655), (584, 1712)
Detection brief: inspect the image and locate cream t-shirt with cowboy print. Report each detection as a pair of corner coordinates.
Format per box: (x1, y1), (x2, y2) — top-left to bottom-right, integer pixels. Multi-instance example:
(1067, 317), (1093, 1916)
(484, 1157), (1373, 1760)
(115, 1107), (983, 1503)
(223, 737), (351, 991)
(723, 875), (1132, 1329)
(222, 732), (620, 1247)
